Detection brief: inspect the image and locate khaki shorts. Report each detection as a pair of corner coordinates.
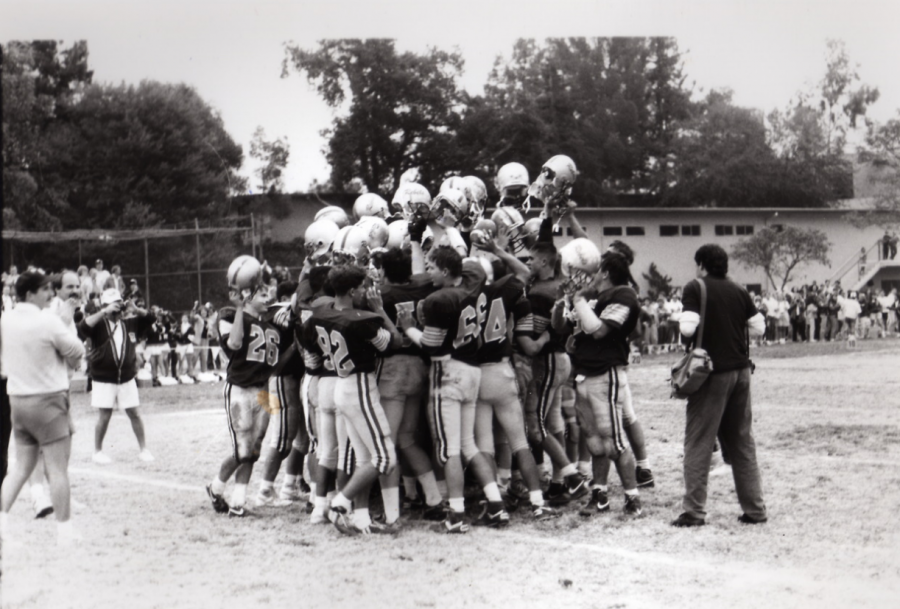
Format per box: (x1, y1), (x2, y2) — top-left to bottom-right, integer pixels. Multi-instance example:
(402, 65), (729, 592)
(10, 391), (74, 447)
(91, 379), (140, 410)
(428, 358), (481, 463)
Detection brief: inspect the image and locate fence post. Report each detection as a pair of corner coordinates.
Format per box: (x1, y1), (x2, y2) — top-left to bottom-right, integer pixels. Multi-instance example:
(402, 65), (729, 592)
(195, 218), (202, 305)
(78, 240), (82, 267)
(250, 213), (257, 259)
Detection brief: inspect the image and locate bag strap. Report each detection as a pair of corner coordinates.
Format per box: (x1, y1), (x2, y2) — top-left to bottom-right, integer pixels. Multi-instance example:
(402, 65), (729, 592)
(695, 278), (707, 349)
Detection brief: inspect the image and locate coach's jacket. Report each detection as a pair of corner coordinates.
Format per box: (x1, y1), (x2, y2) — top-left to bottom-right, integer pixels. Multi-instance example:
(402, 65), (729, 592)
(77, 314), (154, 385)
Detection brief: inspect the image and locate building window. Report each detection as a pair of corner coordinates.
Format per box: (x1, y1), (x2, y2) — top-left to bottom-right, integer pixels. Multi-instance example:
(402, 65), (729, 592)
(625, 226), (645, 236)
(603, 226), (623, 236)
(745, 284), (762, 297)
(660, 225), (679, 237)
(715, 225), (734, 236)
(736, 225), (754, 235)
(682, 225), (701, 236)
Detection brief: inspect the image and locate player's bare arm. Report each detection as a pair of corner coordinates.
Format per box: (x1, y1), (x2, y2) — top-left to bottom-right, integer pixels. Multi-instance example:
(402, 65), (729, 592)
(365, 285), (403, 349)
(226, 289), (246, 352)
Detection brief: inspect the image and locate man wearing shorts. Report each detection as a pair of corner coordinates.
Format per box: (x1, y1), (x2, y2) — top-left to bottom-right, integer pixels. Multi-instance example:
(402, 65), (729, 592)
(78, 288), (155, 464)
(0, 271), (85, 545)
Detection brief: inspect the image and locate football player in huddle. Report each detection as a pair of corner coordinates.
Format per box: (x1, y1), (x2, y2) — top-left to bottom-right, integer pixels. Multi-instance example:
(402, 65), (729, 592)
(553, 250), (644, 516)
(207, 260), (279, 517)
(399, 247), (510, 533)
(303, 265), (401, 535)
(254, 280), (309, 507)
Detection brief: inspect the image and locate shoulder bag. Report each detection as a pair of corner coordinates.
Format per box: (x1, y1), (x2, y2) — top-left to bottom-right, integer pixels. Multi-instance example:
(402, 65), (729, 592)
(670, 278), (713, 399)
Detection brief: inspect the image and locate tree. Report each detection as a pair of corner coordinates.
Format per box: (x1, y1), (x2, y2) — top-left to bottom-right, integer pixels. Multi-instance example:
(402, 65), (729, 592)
(642, 262), (673, 299)
(852, 110), (900, 227)
(249, 127), (290, 193)
(731, 226), (831, 291)
(282, 39), (467, 195)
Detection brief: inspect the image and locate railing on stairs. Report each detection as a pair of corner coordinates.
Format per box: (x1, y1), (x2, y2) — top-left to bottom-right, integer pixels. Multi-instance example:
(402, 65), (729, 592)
(827, 239), (884, 286)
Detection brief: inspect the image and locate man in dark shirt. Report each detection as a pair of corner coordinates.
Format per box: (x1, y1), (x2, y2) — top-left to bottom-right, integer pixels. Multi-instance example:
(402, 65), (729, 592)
(672, 244), (768, 527)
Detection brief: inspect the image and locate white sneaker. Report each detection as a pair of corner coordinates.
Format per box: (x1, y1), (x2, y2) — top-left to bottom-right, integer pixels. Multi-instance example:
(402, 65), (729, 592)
(138, 449), (155, 462)
(92, 452), (112, 464)
(310, 509), (331, 525)
(279, 485), (302, 502)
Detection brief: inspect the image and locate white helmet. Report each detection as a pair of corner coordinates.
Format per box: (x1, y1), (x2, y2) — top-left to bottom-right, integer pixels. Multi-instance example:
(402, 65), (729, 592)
(490, 207), (526, 256)
(354, 216), (390, 250)
(315, 206), (350, 229)
(496, 162), (531, 211)
(559, 238), (601, 293)
(332, 225), (370, 267)
(391, 183), (431, 221)
(304, 218), (341, 263)
(227, 255), (263, 291)
(528, 154), (577, 208)
(440, 176), (471, 198)
(462, 176), (487, 229)
(353, 193), (390, 221)
(469, 219), (497, 251)
(430, 188), (470, 228)
(521, 217), (543, 251)
(386, 219), (410, 250)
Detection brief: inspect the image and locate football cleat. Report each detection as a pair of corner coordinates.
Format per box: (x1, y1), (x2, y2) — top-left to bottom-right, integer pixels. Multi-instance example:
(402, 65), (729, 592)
(330, 506), (361, 536)
(624, 494), (643, 517)
(432, 512), (470, 534)
(368, 519), (402, 536)
(579, 488), (610, 517)
(255, 489), (293, 508)
(309, 510), (331, 525)
(530, 504), (561, 521)
(206, 485), (229, 514)
(636, 467), (655, 489)
(228, 505), (249, 518)
(508, 478), (531, 501)
(402, 494), (425, 512)
(422, 502), (448, 522)
(472, 502), (510, 528)
(544, 482), (571, 506)
(278, 485), (303, 502)
(565, 473), (590, 501)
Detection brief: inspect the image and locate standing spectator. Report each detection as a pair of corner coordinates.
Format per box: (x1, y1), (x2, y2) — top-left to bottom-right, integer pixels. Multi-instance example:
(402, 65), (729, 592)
(5, 266), (19, 291)
(126, 279), (144, 308)
(889, 231), (899, 260)
(93, 260), (110, 293)
(191, 303), (211, 374)
(78, 288), (155, 463)
(104, 265), (127, 294)
(671, 245), (767, 527)
(882, 231), (892, 260)
(858, 247), (867, 278)
(879, 288), (897, 336)
(174, 313), (197, 383)
(837, 290), (862, 341)
(145, 306), (170, 386)
(805, 292), (819, 342)
(77, 265), (93, 302)
(2, 285), (13, 312)
(0, 271), (86, 545)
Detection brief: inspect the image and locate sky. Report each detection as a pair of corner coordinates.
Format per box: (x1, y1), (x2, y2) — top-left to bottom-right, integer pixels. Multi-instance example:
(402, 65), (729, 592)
(5, 0), (900, 194)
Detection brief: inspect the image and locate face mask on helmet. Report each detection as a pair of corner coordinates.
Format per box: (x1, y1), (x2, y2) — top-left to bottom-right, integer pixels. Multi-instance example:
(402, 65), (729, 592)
(528, 155), (577, 212)
(430, 189), (468, 228)
(304, 219), (340, 266)
(559, 237), (601, 295)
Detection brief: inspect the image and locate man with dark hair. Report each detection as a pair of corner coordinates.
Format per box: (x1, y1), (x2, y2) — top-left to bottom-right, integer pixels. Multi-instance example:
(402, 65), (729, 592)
(399, 246), (509, 533)
(377, 247), (445, 520)
(554, 251), (643, 516)
(1, 271), (85, 545)
(672, 244), (768, 527)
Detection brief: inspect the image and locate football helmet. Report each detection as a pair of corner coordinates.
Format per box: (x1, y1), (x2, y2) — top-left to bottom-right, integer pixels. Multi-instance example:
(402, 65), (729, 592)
(352, 193), (390, 221)
(462, 176), (488, 229)
(332, 225), (370, 267)
(521, 217), (543, 251)
(559, 238), (601, 293)
(314, 206), (350, 229)
(391, 182), (432, 221)
(386, 219), (410, 250)
(354, 216), (390, 250)
(528, 155), (577, 212)
(430, 188), (469, 228)
(304, 219), (341, 264)
(469, 219), (497, 251)
(227, 255), (262, 291)
(496, 162), (530, 212)
(491, 207), (526, 256)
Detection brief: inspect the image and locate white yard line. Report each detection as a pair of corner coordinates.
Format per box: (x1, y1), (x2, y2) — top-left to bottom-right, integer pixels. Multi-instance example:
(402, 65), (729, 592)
(69, 468), (203, 493)
(146, 408), (223, 418)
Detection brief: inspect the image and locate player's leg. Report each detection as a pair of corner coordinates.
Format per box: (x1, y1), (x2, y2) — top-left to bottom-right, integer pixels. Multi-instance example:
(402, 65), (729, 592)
(429, 360), (467, 532)
(377, 386), (404, 525)
(618, 368), (653, 488)
(311, 377), (339, 522)
(1, 437), (40, 540)
(279, 379), (309, 501)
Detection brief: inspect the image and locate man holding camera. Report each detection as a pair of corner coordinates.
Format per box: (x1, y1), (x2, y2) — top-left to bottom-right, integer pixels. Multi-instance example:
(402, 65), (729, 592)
(78, 288), (155, 464)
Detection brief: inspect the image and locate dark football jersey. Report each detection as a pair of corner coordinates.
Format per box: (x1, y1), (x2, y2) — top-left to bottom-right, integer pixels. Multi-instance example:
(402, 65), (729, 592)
(218, 307), (280, 388)
(301, 303), (390, 378)
(267, 303), (303, 378)
(564, 285), (640, 377)
(476, 274), (532, 364)
(528, 276), (567, 354)
(295, 298), (338, 378)
(380, 273), (436, 358)
(420, 263), (486, 366)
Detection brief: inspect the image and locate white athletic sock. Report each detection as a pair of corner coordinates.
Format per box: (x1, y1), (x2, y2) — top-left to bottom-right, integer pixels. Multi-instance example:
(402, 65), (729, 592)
(314, 496), (329, 511)
(483, 482), (502, 503)
(593, 484), (609, 493)
(577, 461), (592, 477)
(211, 477), (227, 496)
(437, 480), (449, 501)
(382, 487), (400, 524)
(529, 491), (545, 507)
(326, 490), (337, 503)
(231, 484), (247, 508)
(309, 482), (317, 498)
(418, 473), (442, 507)
(259, 480), (274, 493)
(559, 463), (577, 478)
(402, 476), (418, 498)
(330, 492), (352, 512)
(283, 474), (299, 488)
(448, 497), (465, 513)
(624, 488), (639, 497)
(636, 459), (651, 469)
(498, 468), (511, 485)
(353, 508), (371, 529)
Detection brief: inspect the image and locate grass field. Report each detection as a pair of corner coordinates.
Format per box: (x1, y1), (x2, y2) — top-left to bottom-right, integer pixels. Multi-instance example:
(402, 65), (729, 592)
(2, 339), (900, 609)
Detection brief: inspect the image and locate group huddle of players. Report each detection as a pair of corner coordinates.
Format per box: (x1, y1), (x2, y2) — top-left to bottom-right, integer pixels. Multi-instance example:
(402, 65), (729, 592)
(205, 155), (655, 535)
